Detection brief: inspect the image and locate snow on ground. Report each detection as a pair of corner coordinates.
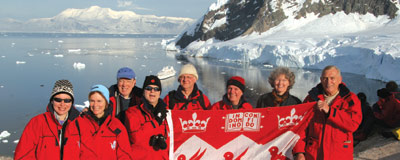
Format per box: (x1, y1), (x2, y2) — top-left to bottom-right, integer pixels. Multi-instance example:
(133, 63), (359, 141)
(166, 11), (400, 83)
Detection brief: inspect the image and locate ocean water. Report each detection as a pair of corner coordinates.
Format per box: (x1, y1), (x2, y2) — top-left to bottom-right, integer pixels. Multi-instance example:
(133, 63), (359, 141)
(0, 33), (385, 156)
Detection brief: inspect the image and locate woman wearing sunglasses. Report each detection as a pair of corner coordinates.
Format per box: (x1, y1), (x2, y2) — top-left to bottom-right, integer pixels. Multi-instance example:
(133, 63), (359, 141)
(124, 75), (169, 159)
(64, 84), (132, 159)
(15, 80), (80, 159)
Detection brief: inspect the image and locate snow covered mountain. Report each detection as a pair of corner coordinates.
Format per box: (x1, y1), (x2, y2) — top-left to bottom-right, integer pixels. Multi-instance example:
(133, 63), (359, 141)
(166, 0), (400, 83)
(0, 6), (195, 34)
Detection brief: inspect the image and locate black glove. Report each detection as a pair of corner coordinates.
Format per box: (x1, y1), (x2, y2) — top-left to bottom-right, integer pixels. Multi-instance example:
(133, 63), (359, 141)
(377, 88), (391, 99)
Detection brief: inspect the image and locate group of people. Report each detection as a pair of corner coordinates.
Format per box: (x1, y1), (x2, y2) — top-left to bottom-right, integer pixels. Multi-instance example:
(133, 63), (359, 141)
(14, 63), (397, 160)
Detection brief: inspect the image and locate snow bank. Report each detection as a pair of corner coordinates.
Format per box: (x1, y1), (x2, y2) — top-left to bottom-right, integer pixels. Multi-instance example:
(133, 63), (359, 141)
(169, 12), (400, 83)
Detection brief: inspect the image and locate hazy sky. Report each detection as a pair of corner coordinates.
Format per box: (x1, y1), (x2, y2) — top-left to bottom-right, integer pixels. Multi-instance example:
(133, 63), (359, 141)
(0, 0), (216, 20)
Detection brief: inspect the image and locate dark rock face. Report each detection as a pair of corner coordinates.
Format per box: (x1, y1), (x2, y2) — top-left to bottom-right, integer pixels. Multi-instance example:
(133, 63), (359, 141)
(176, 0), (398, 49)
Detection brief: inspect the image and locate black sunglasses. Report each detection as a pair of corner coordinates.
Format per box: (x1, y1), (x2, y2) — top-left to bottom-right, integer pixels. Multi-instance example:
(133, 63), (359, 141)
(53, 98), (73, 103)
(144, 86), (161, 92)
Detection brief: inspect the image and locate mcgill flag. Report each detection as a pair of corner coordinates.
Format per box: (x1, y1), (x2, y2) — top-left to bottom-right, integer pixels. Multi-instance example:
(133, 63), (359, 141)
(167, 102), (315, 160)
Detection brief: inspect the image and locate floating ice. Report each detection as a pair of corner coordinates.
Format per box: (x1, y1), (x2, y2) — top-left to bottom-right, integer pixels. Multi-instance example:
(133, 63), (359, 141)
(68, 49), (81, 53)
(27, 53), (34, 57)
(16, 61), (26, 64)
(0, 86), (4, 88)
(99, 63), (103, 66)
(263, 64), (273, 68)
(221, 72), (226, 74)
(0, 131), (10, 140)
(13, 140), (19, 144)
(54, 54), (64, 58)
(75, 101), (89, 112)
(141, 65), (146, 67)
(2, 140), (8, 143)
(73, 62), (86, 70)
(1, 56), (5, 58)
(58, 40), (64, 43)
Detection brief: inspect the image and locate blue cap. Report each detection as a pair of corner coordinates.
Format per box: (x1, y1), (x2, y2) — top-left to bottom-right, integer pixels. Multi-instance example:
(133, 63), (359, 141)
(117, 67), (135, 80)
(90, 84), (110, 103)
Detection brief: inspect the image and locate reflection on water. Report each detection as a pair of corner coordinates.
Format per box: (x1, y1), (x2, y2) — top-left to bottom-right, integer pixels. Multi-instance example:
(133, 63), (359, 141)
(0, 33), (386, 156)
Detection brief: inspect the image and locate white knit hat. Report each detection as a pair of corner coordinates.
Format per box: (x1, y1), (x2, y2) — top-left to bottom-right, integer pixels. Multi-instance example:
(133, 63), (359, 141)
(178, 64), (198, 80)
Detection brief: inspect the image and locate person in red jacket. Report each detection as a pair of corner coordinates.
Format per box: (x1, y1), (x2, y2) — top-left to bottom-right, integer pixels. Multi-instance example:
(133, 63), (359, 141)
(15, 79), (80, 160)
(109, 67), (143, 122)
(373, 81), (400, 128)
(163, 63), (211, 110)
(64, 84), (132, 160)
(293, 65), (362, 160)
(125, 75), (169, 159)
(210, 76), (253, 110)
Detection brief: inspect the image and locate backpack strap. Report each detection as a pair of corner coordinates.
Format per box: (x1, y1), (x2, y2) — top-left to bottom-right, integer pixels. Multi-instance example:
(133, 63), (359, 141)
(168, 90), (177, 110)
(197, 90), (207, 110)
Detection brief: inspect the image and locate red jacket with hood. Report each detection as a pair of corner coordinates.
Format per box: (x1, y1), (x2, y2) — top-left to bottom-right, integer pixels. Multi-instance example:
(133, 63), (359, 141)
(124, 99), (169, 160)
(63, 97), (132, 160)
(293, 83), (362, 160)
(163, 84), (211, 110)
(373, 92), (400, 127)
(14, 103), (80, 160)
(210, 94), (253, 110)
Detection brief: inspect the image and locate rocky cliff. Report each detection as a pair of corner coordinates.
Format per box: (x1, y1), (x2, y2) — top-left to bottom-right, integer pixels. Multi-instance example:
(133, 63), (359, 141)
(176, 0), (398, 48)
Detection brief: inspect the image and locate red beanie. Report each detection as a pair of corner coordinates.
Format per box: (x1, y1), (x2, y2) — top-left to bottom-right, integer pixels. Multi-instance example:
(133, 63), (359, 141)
(227, 76), (245, 92)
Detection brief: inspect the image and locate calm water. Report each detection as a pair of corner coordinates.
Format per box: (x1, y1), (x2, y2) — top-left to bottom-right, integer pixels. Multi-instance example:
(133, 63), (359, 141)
(0, 33), (385, 156)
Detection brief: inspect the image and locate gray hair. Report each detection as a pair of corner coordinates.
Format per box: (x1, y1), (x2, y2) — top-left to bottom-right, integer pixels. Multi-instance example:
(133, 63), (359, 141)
(321, 65), (341, 77)
(268, 67), (296, 90)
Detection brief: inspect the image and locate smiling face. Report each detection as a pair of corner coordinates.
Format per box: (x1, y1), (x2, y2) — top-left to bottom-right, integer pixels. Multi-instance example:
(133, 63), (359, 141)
(320, 68), (342, 96)
(179, 74), (197, 91)
(143, 85), (161, 107)
(89, 92), (107, 118)
(274, 74), (290, 95)
(117, 78), (136, 98)
(227, 85), (243, 105)
(52, 93), (72, 117)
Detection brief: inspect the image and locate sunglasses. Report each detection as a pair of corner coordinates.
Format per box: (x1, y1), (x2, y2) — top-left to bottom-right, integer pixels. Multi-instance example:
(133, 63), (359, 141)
(144, 86), (161, 92)
(53, 98), (73, 103)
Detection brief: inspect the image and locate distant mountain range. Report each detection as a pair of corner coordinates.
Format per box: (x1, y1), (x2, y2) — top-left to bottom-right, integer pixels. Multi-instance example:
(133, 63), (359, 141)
(0, 6), (195, 34)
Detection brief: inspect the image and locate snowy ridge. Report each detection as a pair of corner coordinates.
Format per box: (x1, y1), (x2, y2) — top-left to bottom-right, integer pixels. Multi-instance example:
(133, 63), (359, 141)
(167, 1), (400, 83)
(174, 131), (299, 159)
(0, 6), (195, 34)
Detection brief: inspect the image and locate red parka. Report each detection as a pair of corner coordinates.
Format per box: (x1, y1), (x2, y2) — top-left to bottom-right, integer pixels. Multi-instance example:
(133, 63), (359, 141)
(14, 103), (79, 160)
(63, 99), (132, 160)
(163, 84), (211, 110)
(210, 95), (253, 110)
(124, 99), (169, 160)
(373, 92), (400, 127)
(293, 83), (362, 160)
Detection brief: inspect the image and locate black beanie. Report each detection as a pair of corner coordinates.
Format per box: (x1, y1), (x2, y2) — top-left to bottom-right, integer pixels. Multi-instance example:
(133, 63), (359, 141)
(143, 75), (162, 92)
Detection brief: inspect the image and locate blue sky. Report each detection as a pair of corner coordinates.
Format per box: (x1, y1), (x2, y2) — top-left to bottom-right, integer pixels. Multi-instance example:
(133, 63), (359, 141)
(0, 0), (216, 20)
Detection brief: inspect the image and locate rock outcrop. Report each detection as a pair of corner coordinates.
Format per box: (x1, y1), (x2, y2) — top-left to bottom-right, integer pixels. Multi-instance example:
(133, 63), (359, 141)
(176, 0), (398, 48)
